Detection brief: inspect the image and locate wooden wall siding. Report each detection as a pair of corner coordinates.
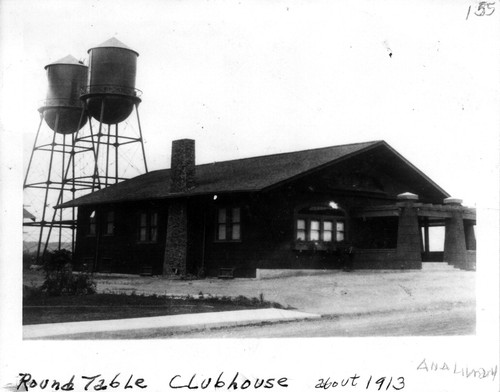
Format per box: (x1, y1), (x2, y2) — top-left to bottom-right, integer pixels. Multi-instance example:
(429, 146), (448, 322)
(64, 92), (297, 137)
(201, 190), (402, 278)
(74, 201), (168, 275)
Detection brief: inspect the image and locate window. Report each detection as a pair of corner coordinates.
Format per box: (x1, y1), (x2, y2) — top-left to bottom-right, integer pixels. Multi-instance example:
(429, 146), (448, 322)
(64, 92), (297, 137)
(296, 218), (339, 242)
(104, 211), (115, 235)
(138, 211), (158, 243)
(310, 220), (320, 241)
(297, 219), (306, 240)
(295, 203), (346, 244)
(336, 221), (345, 242)
(323, 221), (333, 242)
(88, 210), (96, 236)
(216, 207), (241, 241)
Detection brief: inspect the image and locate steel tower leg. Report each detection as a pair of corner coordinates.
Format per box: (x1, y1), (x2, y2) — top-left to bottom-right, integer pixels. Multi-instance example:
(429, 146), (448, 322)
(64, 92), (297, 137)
(114, 124), (119, 184)
(105, 124), (111, 187)
(93, 99), (106, 190)
(24, 114), (44, 188)
(37, 113), (59, 262)
(71, 129), (76, 254)
(87, 118), (101, 191)
(43, 107), (86, 257)
(135, 103), (148, 173)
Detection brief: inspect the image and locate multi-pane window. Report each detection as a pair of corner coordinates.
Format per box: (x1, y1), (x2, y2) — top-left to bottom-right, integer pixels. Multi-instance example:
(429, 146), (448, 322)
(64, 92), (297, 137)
(296, 218), (338, 242)
(138, 211), (158, 243)
(104, 211), (115, 235)
(217, 207), (241, 241)
(295, 204), (346, 243)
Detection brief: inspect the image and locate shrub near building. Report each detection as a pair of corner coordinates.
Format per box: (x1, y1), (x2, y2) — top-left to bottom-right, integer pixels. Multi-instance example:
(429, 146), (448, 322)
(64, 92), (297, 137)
(41, 249), (96, 296)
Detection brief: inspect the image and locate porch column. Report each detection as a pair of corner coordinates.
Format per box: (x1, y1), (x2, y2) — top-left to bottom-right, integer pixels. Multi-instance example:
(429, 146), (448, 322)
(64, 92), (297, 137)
(464, 221), (476, 251)
(396, 192), (422, 268)
(443, 198), (467, 269)
(423, 217), (430, 259)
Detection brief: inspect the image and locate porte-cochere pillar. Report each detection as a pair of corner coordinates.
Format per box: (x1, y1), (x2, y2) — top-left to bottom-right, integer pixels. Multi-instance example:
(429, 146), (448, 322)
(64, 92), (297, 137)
(395, 192), (422, 268)
(443, 198), (468, 269)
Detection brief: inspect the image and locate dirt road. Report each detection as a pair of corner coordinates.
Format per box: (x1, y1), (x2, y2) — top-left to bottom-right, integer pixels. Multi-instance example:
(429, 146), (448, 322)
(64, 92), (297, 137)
(170, 304), (475, 338)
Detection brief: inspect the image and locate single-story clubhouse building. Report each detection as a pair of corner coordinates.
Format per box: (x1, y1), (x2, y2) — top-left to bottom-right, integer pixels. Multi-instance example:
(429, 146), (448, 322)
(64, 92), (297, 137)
(58, 139), (476, 277)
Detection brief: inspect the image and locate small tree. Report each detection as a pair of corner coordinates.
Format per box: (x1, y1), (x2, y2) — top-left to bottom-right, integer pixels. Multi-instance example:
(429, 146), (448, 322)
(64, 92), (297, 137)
(41, 249), (96, 296)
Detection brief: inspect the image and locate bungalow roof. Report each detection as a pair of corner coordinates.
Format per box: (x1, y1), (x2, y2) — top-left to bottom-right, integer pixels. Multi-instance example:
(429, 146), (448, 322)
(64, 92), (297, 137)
(57, 140), (449, 208)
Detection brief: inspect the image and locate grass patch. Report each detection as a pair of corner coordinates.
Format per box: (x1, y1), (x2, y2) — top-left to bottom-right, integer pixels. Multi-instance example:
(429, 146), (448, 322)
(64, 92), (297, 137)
(23, 288), (286, 325)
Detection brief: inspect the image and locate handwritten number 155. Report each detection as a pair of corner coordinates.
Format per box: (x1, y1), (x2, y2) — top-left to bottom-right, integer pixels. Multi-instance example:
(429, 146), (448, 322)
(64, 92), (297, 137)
(466, 2), (495, 19)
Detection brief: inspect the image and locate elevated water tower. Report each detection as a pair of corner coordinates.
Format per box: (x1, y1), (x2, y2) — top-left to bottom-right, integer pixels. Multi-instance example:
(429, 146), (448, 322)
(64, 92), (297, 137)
(80, 37), (148, 188)
(24, 39), (149, 261)
(24, 55), (98, 259)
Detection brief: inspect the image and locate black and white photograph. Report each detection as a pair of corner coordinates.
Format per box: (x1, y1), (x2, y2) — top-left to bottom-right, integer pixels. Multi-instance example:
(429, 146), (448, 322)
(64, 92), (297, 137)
(0, 0), (498, 391)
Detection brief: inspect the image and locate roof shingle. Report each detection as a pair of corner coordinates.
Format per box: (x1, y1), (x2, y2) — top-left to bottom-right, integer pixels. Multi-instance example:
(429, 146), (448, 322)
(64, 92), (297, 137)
(57, 140), (420, 208)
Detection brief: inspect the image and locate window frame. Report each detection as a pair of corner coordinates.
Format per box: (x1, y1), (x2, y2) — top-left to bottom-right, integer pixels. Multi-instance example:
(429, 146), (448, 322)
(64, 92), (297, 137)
(87, 210), (97, 237)
(215, 206), (242, 242)
(295, 216), (344, 243)
(137, 210), (159, 244)
(293, 204), (347, 248)
(103, 211), (115, 236)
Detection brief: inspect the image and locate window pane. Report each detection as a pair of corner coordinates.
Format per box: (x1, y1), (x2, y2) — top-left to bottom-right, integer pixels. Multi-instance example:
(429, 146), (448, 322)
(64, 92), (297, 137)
(150, 227), (157, 242)
(232, 207), (241, 223)
(336, 221), (345, 242)
(89, 210), (96, 235)
(232, 223), (241, 240)
(310, 220), (320, 241)
(105, 212), (114, 234)
(297, 230), (306, 241)
(140, 213), (147, 226)
(218, 224), (226, 240)
(139, 228), (147, 241)
(323, 221), (333, 231)
(151, 212), (158, 226)
(218, 208), (227, 223)
(297, 219), (305, 230)
(323, 231), (332, 242)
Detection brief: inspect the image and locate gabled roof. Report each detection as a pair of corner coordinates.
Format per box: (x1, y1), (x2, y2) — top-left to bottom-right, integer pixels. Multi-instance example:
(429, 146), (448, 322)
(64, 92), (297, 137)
(57, 140), (449, 208)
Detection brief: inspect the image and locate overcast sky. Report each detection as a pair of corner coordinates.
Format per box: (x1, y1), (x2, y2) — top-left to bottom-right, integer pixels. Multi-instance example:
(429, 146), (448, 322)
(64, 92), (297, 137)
(1, 1), (499, 384)
(2, 0), (499, 211)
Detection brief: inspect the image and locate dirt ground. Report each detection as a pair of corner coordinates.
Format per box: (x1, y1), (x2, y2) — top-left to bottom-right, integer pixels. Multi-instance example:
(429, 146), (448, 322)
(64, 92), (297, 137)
(155, 304), (476, 338)
(25, 265), (475, 317)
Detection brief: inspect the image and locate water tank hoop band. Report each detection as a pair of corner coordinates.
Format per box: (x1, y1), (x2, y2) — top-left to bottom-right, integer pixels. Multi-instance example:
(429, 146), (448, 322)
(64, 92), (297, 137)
(81, 85), (142, 97)
(39, 98), (86, 109)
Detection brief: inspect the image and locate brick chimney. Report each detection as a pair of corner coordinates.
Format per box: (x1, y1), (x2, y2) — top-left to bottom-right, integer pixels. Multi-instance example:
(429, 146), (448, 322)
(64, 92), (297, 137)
(170, 139), (195, 192)
(163, 139), (195, 277)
